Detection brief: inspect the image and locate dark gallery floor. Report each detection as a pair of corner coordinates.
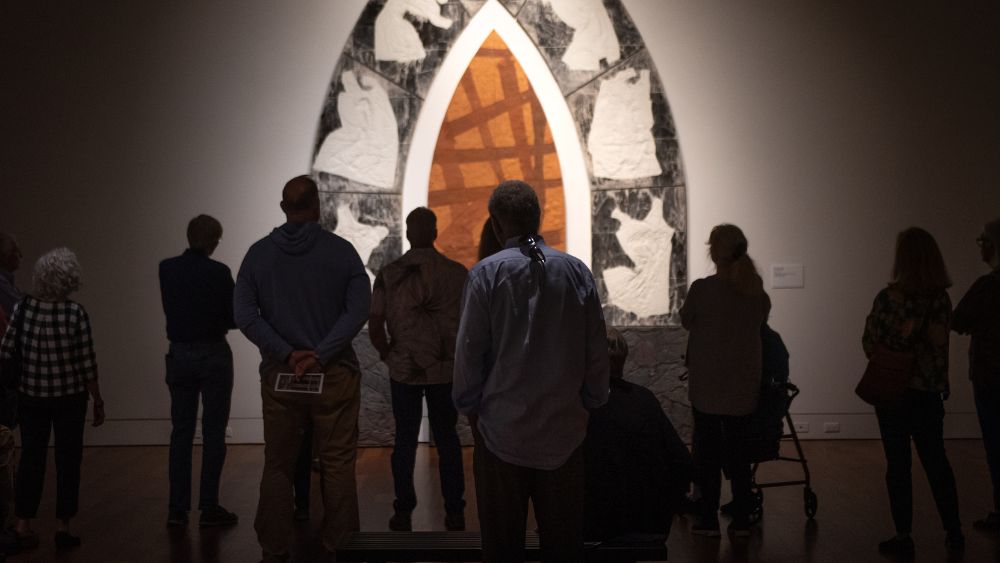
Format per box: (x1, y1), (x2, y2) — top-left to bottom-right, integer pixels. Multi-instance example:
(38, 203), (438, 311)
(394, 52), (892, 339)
(5, 440), (997, 562)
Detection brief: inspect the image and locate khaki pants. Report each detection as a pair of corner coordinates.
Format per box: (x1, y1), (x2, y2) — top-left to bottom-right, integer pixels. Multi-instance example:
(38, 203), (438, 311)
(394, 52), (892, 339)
(255, 361), (360, 558)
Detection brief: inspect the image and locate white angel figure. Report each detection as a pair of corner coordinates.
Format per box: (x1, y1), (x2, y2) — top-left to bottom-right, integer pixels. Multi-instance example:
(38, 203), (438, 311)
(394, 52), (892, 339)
(375, 0), (453, 63)
(588, 67), (662, 180)
(313, 71), (399, 189)
(332, 203), (390, 284)
(545, 0), (620, 71)
(603, 196), (674, 317)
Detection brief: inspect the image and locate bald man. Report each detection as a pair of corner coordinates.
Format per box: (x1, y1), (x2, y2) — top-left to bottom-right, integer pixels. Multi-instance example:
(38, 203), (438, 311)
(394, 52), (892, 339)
(234, 175), (371, 562)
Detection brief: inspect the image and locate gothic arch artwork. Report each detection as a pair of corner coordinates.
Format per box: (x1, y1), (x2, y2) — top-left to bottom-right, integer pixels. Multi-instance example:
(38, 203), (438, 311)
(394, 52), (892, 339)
(313, 0), (691, 441)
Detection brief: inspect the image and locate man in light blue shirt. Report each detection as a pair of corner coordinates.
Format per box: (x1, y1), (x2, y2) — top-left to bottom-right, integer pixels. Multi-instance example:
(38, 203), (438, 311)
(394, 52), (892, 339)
(453, 180), (609, 562)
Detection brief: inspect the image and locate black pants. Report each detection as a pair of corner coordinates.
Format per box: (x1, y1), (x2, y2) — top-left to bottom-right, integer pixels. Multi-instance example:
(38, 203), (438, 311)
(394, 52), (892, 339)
(875, 389), (961, 534)
(474, 441), (583, 563)
(975, 383), (1000, 514)
(15, 392), (88, 520)
(165, 340), (233, 512)
(294, 423), (313, 512)
(390, 380), (464, 513)
(692, 409), (753, 523)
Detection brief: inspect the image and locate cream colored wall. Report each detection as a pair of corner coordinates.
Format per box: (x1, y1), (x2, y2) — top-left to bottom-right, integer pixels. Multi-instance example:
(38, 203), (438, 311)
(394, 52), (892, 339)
(1, 1), (996, 443)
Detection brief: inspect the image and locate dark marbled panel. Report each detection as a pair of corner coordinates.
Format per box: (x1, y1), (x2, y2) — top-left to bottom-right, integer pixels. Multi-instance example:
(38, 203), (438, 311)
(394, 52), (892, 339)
(515, 0), (644, 96)
(313, 58), (422, 194)
(459, 0), (487, 17)
(499, 0), (527, 16)
(343, 0), (473, 99)
(568, 49), (685, 190)
(592, 186), (686, 326)
(319, 191), (402, 278)
(616, 326), (691, 441)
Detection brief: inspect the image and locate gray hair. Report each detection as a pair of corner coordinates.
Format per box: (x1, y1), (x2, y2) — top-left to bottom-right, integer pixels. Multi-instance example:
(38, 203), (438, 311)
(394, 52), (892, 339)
(32, 247), (82, 300)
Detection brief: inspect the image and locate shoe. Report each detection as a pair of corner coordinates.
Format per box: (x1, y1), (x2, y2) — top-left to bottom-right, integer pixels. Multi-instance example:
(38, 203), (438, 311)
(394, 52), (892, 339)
(10, 529), (38, 550)
(54, 531), (81, 550)
(729, 519), (751, 537)
(945, 530), (965, 552)
(878, 535), (915, 559)
(445, 511), (466, 531)
(199, 505), (239, 528)
(691, 517), (721, 537)
(167, 511), (188, 528)
(974, 512), (1000, 530)
(294, 505), (310, 522)
(388, 510), (412, 531)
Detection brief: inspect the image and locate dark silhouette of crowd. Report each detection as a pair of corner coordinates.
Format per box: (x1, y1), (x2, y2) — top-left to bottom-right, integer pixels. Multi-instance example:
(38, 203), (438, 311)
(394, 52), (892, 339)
(0, 180), (997, 563)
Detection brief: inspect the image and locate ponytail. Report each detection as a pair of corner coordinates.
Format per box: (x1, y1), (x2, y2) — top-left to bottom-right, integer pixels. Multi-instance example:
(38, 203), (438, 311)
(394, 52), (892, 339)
(726, 254), (764, 295)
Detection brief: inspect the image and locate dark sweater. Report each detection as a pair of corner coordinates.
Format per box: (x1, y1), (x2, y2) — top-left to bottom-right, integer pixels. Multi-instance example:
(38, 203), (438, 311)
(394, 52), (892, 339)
(953, 269), (1000, 386)
(234, 222), (370, 368)
(159, 248), (235, 343)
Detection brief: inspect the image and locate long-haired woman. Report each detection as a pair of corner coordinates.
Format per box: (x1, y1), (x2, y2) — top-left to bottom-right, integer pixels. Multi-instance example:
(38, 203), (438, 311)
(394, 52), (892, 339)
(863, 227), (962, 556)
(680, 224), (770, 537)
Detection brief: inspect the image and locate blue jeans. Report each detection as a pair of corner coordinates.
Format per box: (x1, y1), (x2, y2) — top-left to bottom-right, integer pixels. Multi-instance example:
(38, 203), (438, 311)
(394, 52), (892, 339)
(975, 383), (1000, 513)
(165, 340), (233, 512)
(390, 379), (465, 514)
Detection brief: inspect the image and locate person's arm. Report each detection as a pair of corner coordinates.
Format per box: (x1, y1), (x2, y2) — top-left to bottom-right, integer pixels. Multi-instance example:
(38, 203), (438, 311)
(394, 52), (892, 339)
(952, 276), (987, 335)
(76, 307), (104, 426)
(314, 248), (372, 366)
(862, 291), (885, 359)
(222, 265), (237, 331)
(369, 272), (390, 360)
(679, 279), (699, 330)
(452, 273), (491, 416)
(581, 277), (610, 410)
(928, 292), (953, 397)
(233, 259), (294, 364)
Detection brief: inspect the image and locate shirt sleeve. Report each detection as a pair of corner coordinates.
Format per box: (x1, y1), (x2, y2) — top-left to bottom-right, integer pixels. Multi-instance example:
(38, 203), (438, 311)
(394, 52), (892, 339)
(679, 279), (700, 330)
(0, 302), (20, 362)
(314, 248), (372, 366)
(581, 276), (610, 410)
(233, 257), (294, 364)
(370, 271), (386, 318)
(862, 290), (885, 359)
(452, 272), (491, 415)
(75, 307), (98, 382)
(222, 265), (237, 331)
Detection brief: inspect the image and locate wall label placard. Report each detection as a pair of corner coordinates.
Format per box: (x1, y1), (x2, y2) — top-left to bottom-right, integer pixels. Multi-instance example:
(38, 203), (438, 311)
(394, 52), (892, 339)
(771, 263), (805, 289)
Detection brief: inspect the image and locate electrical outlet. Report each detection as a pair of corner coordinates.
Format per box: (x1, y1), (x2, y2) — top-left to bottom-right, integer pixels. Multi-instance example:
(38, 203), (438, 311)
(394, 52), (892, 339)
(823, 422), (841, 433)
(794, 422), (809, 433)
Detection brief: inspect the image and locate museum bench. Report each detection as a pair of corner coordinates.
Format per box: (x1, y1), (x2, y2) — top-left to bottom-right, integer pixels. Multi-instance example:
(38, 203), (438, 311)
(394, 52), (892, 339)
(336, 531), (668, 562)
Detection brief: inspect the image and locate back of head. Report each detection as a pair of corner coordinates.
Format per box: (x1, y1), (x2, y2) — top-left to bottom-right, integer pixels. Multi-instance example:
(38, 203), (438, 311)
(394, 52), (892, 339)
(892, 227), (951, 295)
(488, 180), (541, 240)
(0, 232), (20, 272)
(187, 214), (223, 254)
(606, 327), (629, 379)
(281, 175), (321, 223)
(708, 224), (763, 295)
(33, 247), (81, 301)
(406, 207), (437, 248)
(477, 217), (503, 261)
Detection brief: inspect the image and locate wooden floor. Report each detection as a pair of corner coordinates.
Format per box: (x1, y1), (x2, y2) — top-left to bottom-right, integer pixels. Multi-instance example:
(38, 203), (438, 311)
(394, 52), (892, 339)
(5, 440), (999, 562)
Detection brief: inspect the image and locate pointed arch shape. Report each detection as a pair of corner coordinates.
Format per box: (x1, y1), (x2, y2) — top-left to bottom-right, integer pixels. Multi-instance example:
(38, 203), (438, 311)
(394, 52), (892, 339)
(313, 0), (687, 327)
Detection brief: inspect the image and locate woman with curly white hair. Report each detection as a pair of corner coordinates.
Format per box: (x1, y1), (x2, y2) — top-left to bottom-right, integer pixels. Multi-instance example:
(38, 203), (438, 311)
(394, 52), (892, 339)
(0, 248), (105, 551)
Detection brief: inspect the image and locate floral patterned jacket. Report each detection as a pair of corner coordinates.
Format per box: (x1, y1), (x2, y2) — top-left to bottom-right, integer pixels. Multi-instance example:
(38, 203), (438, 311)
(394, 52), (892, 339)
(862, 285), (952, 394)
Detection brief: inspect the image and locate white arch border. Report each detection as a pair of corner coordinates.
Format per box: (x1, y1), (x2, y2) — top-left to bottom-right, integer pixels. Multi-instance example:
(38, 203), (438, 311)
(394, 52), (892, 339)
(401, 0), (592, 265)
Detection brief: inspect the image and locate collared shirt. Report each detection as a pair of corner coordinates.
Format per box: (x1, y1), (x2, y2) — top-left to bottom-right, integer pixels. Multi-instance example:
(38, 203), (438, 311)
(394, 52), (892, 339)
(0, 296), (97, 398)
(371, 248), (467, 385)
(0, 269), (20, 318)
(159, 248), (236, 343)
(453, 237), (609, 470)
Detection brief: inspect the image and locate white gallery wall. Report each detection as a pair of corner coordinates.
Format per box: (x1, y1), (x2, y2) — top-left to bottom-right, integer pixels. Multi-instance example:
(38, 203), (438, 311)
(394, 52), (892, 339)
(1, 1), (997, 444)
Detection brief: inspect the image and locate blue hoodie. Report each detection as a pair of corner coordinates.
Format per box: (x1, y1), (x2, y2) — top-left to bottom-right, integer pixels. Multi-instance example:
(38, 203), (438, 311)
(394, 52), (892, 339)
(234, 221), (371, 370)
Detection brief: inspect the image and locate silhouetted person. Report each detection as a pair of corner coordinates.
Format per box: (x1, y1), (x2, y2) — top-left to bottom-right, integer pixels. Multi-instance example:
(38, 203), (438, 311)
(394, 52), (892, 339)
(0, 233), (22, 319)
(863, 227), (962, 557)
(453, 180), (609, 562)
(952, 218), (1000, 531)
(476, 217), (502, 262)
(680, 224), (770, 537)
(370, 207), (467, 531)
(583, 328), (693, 542)
(234, 175), (370, 561)
(158, 214), (238, 528)
(1, 248), (106, 550)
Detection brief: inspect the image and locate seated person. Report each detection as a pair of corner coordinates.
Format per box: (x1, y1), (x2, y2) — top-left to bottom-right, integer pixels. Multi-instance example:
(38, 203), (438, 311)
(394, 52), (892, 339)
(583, 328), (694, 542)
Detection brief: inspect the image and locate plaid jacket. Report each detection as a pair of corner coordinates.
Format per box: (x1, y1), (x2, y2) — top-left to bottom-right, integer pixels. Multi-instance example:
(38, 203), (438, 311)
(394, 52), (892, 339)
(0, 296), (97, 397)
